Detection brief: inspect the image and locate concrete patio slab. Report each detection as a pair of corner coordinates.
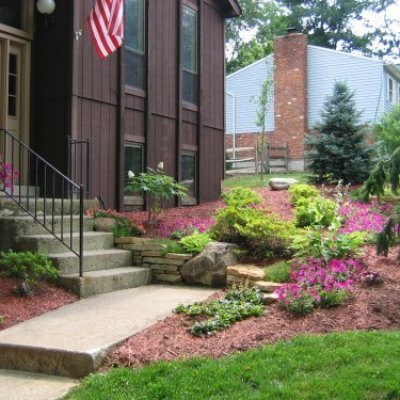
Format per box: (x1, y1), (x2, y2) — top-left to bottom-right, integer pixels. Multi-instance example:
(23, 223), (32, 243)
(0, 369), (76, 400)
(0, 284), (216, 378)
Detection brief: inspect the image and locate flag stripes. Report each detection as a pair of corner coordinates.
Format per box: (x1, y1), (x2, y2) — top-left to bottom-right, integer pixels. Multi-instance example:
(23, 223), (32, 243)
(88, 0), (124, 59)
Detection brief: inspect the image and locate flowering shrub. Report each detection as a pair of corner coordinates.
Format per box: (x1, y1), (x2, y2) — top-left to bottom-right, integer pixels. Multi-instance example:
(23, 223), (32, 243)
(86, 207), (145, 237)
(275, 258), (365, 315)
(339, 202), (388, 235)
(0, 161), (19, 189)
(160, 217), (215, 239)
(125, 166), (187, 223)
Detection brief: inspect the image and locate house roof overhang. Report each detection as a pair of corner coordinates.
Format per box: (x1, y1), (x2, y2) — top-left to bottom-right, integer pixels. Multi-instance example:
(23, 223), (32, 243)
(384, 64), (400, 82)
(222, 0), (242, 18)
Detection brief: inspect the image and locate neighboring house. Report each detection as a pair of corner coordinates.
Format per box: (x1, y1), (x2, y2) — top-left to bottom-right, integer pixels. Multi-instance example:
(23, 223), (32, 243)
(0, 0), (240, 210)
(226, 31), (400, 171)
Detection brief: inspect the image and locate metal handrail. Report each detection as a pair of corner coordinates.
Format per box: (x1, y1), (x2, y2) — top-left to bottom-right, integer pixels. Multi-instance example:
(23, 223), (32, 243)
(67, 136), (91, 199)
(0, 129), (85, 277)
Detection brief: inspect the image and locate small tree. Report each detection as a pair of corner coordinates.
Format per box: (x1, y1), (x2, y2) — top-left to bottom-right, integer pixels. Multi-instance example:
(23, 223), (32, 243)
(374, 103), (400, 155)
(306, 81), (373, 184)
(253, 63), (273, 175)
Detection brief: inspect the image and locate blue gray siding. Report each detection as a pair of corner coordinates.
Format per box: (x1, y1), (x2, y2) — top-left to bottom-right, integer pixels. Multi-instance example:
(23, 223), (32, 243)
(307, 46), (385, 127)
(226, 56), (274, 134)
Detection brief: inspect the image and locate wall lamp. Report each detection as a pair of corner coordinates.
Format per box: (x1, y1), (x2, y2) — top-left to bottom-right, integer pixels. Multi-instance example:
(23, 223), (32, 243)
(36, 0), (56, 15)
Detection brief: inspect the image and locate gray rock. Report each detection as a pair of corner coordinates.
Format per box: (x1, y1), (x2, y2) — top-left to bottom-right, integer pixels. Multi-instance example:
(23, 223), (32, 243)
(269, 177), (299, 191)
(180, 242), (239, 287)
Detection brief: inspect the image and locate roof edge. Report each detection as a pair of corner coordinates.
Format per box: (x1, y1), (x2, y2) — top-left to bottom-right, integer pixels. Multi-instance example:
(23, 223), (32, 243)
(223, 0), (242, 18)
(384, 64), (400, 81)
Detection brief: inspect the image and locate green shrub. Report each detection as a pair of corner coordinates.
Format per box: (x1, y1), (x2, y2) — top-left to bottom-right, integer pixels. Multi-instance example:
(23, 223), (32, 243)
(294, 196), (336, 227)
(292, 228), (365, 262)
(288, 184), (319, 206)
(0, 315), (4, 324)
(179, 232), (212, 255)
(222, 187), (261, 207)
(319, 290), (348, 308)
(285, 294), (315, 316)
(151, 239), (185, 255)
(264, 261), (291, 283)
(0, 251), (59, 287)
(175, 287), (264, 336)
(209, 205), (296, 260)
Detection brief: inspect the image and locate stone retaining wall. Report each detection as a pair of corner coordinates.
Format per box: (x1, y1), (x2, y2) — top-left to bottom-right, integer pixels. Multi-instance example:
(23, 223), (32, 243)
(114, 237), (193, 284)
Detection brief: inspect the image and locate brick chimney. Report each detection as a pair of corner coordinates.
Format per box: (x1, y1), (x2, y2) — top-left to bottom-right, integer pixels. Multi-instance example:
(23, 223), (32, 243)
(273, 31), (307, 170)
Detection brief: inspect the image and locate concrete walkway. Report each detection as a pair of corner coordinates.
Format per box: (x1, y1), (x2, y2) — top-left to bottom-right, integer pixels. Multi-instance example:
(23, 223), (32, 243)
(0, 285), (216, 399)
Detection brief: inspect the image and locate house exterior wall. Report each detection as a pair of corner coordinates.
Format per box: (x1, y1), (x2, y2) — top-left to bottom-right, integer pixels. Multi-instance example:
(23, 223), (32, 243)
(226, 56), (274, 135)
(225, 34), (399, 170)
(32, 0), (235, 210)
(307, 46), (385, 128)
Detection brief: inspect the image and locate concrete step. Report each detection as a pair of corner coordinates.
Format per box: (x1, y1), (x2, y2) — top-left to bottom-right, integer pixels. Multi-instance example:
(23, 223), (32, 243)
(50, 248), (133, 275)
(0, 285), (216, 378)
(0, 185), (39, 198)
(0, 216), (94, 252)
(0, 198), (98, 216)
(15, 231), (114, 254)
(58, 266), (152, 298)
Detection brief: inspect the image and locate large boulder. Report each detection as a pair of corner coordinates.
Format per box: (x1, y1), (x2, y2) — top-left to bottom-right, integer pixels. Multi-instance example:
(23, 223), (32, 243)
(180, 242), (239, 287)
(269, 177), (299, 191)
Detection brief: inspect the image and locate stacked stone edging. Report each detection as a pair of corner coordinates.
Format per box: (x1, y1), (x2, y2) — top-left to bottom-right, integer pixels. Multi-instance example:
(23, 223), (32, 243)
(114, 237), (193, 284)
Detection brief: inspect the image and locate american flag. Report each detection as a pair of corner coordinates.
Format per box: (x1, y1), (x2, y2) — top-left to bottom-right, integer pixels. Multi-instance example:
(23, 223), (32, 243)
(87, 0), (124, 59)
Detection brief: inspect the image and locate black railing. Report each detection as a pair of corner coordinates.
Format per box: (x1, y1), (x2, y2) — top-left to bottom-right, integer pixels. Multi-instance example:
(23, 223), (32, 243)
(67, 136), (91, 199)
(0, 129), (85, 277)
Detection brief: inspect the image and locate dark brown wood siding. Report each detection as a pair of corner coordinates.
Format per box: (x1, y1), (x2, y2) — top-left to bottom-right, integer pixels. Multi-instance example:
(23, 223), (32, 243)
(199, 0), (225, 202)
(32, 0), (228, 210)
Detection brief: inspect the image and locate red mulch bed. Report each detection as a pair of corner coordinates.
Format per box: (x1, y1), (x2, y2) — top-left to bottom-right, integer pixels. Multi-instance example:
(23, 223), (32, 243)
(106, 245), (400, 369)
(0, 278), (78, 330)
(104, 188), (400, 369)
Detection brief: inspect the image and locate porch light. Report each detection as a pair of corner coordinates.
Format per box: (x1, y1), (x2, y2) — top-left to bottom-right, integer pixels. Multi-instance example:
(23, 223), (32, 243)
(36, 0), (56, 15)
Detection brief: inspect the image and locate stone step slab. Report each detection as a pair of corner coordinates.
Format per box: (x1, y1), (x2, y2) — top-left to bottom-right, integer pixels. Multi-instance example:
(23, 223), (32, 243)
(255, 281), (283, 293)
(58, 267), (152, 298)
(227, 264), (265, 281)
(49, 248), (133, 275)
(0, 198), (98, 216)
(15, 231), (114, 254)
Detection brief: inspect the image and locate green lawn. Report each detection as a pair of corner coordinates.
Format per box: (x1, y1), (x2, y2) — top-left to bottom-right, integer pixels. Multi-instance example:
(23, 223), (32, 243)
(64, 330), (400, 400)
(223, 173), (311, 189)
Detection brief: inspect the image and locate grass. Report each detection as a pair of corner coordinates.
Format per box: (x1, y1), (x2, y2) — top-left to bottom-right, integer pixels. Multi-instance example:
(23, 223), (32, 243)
(223, 173), (311, 190)
(64, 331), (400, 400)
(264, 260), (291, 283)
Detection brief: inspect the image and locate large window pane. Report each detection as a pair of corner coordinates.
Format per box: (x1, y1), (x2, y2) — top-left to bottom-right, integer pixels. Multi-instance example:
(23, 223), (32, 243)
(182, 7), (197, 73)
(0, 0), (22, 29)
(125, 0), (145, 90)
(182, 6), (198, 105)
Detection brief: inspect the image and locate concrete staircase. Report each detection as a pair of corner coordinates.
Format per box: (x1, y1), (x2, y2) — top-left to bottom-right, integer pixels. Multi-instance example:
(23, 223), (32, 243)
(0, 194), (152, 298)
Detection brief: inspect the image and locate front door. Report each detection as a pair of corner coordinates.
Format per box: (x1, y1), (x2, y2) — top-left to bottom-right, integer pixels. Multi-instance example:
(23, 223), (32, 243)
(0, 0), (33, 182)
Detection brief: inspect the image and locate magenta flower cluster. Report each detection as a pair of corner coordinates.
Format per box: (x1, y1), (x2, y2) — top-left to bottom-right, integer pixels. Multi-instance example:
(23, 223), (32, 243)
(0, 162), (19, 189)
(275, 258), (365, 310)
(339, 202), (388, 234)
(160, 217), (215, 238)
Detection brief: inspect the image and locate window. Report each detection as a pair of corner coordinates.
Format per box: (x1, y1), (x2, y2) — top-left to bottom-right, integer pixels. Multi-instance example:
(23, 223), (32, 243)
(8, 53), (18, 117)
(181, 152), (197, 205)
(0, 0), (23, 29)
(124, 143), (143, 193)
(388, 77), (394, 103)
(125, 0), (145, 90)
(182, 6), (198, 105)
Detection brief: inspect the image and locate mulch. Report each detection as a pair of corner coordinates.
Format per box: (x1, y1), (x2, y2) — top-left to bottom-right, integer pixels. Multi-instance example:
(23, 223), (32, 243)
(2, 187), (400, 370)
(0, 278), (78, 331)
(105, 244), (400, 369)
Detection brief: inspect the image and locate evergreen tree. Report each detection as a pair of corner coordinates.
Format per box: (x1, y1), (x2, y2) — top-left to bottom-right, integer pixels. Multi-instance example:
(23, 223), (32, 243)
(306, 81), (373, 184)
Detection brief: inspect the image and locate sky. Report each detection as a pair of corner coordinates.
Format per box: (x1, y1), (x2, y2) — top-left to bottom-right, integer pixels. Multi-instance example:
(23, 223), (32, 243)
(240, 0), (400, 62)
